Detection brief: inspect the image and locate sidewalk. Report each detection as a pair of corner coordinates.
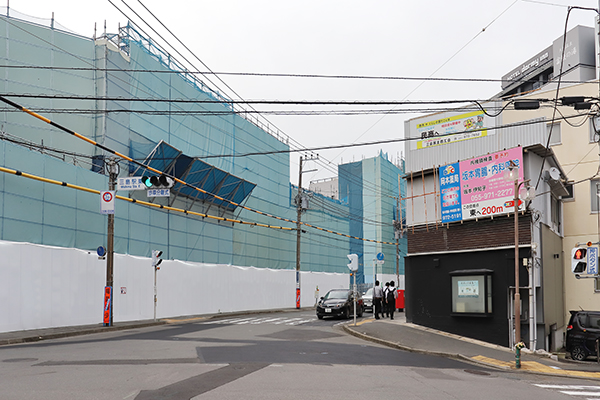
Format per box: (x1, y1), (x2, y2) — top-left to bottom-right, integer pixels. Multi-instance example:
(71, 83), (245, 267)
(343, 312), (600, 380)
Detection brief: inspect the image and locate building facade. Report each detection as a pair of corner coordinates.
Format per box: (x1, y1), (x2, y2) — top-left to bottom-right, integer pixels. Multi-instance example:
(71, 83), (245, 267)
(500, 26), (600, 344)
(338, 153), (406, 289)
(403, 107), (568, 350)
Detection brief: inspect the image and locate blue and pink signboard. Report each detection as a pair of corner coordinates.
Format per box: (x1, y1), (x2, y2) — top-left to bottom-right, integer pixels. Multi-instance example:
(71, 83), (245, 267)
(439, 147), (523, 223)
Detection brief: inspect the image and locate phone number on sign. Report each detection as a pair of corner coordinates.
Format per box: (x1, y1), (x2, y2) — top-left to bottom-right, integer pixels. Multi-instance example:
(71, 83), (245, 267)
(469, 188), (512, 202)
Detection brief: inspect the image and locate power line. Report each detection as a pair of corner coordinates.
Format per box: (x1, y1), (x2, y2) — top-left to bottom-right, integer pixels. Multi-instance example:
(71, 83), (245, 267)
(0, 92), (520, 106)
(0, 64), (591, 86)
(0, 95), (399, 245)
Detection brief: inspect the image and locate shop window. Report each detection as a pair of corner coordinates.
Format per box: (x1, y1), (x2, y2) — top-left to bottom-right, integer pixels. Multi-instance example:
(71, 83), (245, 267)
(450, 269), (493, 316)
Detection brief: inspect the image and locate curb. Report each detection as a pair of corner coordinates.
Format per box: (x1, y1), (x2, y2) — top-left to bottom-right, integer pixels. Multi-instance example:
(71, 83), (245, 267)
(0, 320), (167, 346)
(341, 324), (472, 364)
(342, 324), (600, 380)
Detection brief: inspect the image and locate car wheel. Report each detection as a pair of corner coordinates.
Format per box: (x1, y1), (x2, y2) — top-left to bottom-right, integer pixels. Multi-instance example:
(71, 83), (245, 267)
(317, 314), (323, 320)
(359, 305), (364, 317)
(571, 345), (588, 361)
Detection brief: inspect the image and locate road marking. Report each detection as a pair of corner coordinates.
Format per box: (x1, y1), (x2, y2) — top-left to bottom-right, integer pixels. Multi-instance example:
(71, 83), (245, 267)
(535, 384), (600, 398)
(535, 385), (600, 390)
(202, 317), (314, 326)
(471, 357), (600, 379)
(273, 318), (302, 324)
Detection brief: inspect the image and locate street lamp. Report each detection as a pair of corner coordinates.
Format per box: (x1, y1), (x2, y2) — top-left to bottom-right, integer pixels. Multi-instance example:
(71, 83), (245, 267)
(504, 160), (535, 349)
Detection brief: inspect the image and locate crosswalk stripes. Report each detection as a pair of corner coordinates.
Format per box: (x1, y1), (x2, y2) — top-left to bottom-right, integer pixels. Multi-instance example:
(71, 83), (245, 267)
(534, 384), (600, 397)
(202, 316), (317, 326)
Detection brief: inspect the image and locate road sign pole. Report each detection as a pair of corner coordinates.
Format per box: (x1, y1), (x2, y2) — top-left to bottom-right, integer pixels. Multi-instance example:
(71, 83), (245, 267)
(105, 158), (118, 326)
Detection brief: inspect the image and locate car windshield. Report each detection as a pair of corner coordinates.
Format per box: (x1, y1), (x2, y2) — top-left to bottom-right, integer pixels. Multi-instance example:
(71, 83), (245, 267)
(364, 288), (373, 297)
(324, 290), (349, 300)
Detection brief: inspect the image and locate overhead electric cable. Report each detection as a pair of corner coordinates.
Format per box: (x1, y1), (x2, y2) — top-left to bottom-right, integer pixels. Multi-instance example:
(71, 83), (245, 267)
(0, 64), (591, 86)
(0, 165), (292, 229)
(0, 95), (398, 245)
(330, 0), (519, 164)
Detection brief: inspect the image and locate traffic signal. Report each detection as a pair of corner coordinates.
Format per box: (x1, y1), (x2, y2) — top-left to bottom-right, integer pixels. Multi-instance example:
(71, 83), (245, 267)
(347, 254), (358, 272)
(572, 247), (587, 274)
(152, 250), (163, 269)
(141, 174), (174, 189)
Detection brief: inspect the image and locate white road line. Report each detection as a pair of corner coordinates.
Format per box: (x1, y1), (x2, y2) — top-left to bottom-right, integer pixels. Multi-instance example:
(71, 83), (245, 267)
(287, 319), (315, 325)
(260, 318), (286, 323)
(273, 318), (303, 324)
(535, 385), (600, 390)
(202, 318), (237, 324)
(233, 318), (262, 324)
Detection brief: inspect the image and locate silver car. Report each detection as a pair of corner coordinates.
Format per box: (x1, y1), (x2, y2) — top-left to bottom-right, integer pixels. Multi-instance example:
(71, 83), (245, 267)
(363, 288), (373, 311)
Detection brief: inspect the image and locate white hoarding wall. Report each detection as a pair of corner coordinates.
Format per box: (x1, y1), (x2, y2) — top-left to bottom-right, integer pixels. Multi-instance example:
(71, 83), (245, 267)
(0, 240), (347, 333)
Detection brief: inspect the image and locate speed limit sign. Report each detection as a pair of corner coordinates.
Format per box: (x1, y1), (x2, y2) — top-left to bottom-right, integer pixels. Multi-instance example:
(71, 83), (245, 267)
(100, 191), (115, 214)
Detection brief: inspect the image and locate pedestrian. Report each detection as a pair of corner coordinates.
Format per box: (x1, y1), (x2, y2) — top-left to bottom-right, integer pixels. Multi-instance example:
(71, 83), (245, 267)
(386, 280), (398, 320)
(383, 282), (390, 317)
(373, 280), (383, 319)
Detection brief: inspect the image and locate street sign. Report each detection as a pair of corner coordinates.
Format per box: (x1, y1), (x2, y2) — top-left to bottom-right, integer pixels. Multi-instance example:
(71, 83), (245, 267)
(97, 246), (106, 258)
(147, 188), (170, 197)
(117, 177), (146, 191)
(588, 246), (598, 275)
(100, 191), (115, 214)
(376, 252), (384, 261)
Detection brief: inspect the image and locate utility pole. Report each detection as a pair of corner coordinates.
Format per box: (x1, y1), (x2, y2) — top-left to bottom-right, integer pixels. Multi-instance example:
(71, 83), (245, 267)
(395, 196), (400, 285)
(104, 157), (118, 326)
(295, 155), (318, 309)
(296, 156), (303, 309)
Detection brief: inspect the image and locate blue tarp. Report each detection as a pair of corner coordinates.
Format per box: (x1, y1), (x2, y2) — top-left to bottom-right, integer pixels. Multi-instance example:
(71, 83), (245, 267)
(134, 141), (256, 210)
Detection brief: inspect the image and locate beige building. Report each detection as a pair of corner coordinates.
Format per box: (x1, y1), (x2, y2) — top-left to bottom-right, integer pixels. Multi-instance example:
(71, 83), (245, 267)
(499, 25), (600, 347)
(503, 81), (600, 316)
(401, 24), (599, 350)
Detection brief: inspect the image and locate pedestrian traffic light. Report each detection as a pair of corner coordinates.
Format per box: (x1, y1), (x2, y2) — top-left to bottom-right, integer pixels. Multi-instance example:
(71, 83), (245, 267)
(572, 247), (587, 274)
(152, 250), (163, 268)
(347, 254), (358, 272)
(141, 175), (174, 189)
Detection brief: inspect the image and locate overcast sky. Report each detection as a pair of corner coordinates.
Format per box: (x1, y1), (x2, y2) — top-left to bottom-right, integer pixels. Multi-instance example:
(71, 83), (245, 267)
(3, 0), (599, 184)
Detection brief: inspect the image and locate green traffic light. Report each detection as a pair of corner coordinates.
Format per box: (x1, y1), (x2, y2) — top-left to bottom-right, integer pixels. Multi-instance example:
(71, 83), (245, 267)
(141, 176), (153, 187)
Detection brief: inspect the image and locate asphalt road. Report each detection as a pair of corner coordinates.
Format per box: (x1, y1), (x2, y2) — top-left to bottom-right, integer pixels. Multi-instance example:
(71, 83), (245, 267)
(0, 310), (597, 399)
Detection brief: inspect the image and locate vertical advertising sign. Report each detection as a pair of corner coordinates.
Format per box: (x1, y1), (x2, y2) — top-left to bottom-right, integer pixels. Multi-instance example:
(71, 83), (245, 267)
(439, 163), (462, 223)
(439, 147), (524, 222)
(103, 286), (112, 326)
(588, 247), (598, 275)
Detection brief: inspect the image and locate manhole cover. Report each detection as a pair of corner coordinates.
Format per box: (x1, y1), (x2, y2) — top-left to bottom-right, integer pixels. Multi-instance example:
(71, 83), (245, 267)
(464, 369), (491, 376)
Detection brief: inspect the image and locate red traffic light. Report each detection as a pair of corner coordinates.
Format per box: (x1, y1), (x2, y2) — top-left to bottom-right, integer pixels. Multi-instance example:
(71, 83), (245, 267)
(574, 248), (587, 260)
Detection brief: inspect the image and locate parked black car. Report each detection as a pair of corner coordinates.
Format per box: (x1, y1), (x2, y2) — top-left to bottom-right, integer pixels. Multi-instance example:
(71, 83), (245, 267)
(316, 289), (364, 319)
(566, 310), (600, 361)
